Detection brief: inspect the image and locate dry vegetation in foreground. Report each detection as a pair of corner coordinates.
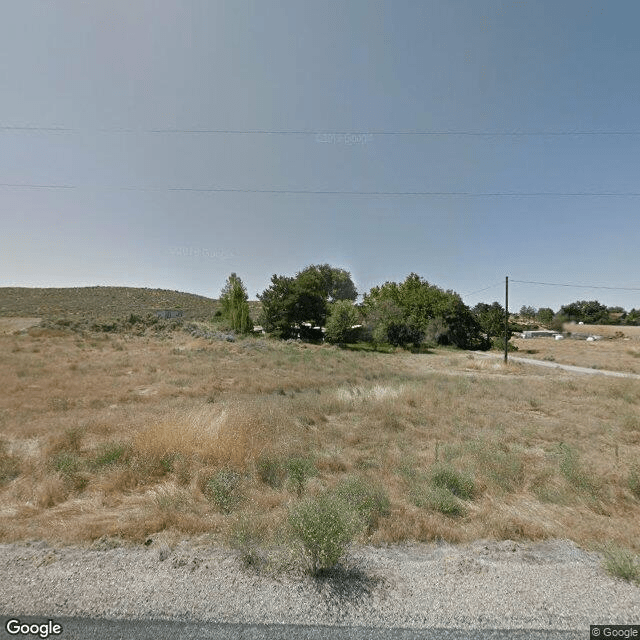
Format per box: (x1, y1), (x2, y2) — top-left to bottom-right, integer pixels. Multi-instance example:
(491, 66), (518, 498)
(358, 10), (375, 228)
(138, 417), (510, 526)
(1, 327), (639, 568)
(512, 334), (640, 374)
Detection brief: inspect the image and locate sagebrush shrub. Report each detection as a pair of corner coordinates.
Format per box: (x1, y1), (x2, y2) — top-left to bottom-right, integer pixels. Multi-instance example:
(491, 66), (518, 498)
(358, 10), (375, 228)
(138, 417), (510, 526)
(332, 476), (390, 530)
(430, 466), (475, 500)
(285, 456), (316, 495)
(288, 492), (364, 574)
(206, 468), (242, 513)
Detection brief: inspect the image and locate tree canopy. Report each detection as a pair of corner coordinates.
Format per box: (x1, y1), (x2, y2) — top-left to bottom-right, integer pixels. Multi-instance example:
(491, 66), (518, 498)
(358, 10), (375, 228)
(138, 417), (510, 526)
(362, 273), (487, 349)
(219, 273), (252, 333)
(257, 264), (357, 339)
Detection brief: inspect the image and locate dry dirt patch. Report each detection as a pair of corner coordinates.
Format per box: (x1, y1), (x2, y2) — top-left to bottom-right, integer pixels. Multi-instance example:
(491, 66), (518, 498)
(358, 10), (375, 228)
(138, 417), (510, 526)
(0, 317), (41, 334)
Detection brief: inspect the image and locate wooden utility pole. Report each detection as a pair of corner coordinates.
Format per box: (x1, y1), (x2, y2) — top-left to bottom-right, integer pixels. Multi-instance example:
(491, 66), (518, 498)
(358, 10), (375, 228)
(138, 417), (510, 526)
(504, 276), (509, 363)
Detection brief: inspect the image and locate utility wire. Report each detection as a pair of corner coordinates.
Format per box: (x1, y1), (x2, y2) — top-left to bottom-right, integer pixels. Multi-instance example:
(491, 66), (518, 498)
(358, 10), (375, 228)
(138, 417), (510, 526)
(510, 279), (640, 292)
(2, 183), (640, 197)
(462, 282), (504, 297)
(3, 126), (640, 136)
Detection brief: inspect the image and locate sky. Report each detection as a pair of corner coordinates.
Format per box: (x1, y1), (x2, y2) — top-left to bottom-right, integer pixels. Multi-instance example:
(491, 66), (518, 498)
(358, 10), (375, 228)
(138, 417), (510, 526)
(2, 0), (640, 313)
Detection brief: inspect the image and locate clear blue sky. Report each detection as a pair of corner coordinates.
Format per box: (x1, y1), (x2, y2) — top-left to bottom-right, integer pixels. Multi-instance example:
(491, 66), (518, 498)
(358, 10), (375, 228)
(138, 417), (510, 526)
(2, 0), (639, 312)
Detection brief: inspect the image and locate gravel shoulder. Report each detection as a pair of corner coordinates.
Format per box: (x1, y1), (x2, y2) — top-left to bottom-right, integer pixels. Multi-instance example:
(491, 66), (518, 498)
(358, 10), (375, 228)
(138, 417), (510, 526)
(0, 539), (638, 630)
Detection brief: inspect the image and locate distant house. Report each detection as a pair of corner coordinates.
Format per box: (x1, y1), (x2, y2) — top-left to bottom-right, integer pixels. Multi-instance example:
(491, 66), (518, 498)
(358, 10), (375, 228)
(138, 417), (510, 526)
(155, 309), (184, 319)
(521, 330), (561, 339)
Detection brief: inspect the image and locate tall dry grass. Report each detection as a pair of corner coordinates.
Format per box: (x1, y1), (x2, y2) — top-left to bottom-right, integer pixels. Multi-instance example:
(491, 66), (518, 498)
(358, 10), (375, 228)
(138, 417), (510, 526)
(0, 328), (639, 556)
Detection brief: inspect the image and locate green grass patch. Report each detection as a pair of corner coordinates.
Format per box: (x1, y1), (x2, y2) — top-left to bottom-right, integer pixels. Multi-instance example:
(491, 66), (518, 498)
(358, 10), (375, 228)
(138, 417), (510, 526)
(332, 475), (390, 531)
(206, 468), (243, 514)
(256, 454), (286, 489)
(430, 466), (475, 500)
(285, 456), (316, 496)
(556, 443), (601, 498)
(91, 442), (130, 468)
(602, 544), (640, 584)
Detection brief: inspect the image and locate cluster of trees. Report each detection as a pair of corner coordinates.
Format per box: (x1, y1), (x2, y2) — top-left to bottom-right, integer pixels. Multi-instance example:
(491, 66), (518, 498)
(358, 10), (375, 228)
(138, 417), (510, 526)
(518, 302), (640, 328)
(217, 266), (640, 350)
(217, 265), (491, 350)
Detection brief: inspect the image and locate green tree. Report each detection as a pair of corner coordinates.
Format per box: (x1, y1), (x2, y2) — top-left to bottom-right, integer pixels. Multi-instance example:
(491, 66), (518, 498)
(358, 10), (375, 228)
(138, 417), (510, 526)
(219, 273), (252, 333)
(473, 302), (507, 340)
(519, 305), (537, 319)
(325, 300), (360, 344)
(560, 300), (609, 324)
(296, 264), (358, 303)
(363, 274), (486, 349)
(257, 265), (357, 340)
(536, 307), (555, 326)
(257, 275), (300, 339)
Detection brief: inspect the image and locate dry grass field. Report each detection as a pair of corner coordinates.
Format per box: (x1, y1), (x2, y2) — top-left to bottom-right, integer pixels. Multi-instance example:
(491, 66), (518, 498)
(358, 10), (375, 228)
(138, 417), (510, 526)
(513, 329), (640, 374)
(1, 323), (639, 561)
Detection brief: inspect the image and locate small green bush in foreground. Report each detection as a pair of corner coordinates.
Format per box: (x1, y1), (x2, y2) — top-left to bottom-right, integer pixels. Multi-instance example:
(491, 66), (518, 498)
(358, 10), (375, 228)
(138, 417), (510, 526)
(602, 544), (640, 584)
(288, 491), (364, 574)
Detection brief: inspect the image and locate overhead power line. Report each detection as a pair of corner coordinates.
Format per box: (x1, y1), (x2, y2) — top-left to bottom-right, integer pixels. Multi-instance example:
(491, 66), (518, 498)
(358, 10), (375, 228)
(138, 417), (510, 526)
(510, 279), (640, 292)
(462, 282), (504, 297)
(3, 125), (640, 136)
(2, 183), (640, 197)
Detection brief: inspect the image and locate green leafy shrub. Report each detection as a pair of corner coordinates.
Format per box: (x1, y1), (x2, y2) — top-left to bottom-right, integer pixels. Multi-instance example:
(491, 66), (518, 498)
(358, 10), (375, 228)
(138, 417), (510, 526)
(288, 491), (364, 574)
(285, 456), (316, 495)
(602, 544), (640, 583)
(332, 476), (390, 530)
(431, 466), (475, 500)
(256, 454), (286, 489)
(206, 468), (243, 513)
(426, 485), (468, 517)
(557, 443), (601, 497)
(92, 442), (130, 468)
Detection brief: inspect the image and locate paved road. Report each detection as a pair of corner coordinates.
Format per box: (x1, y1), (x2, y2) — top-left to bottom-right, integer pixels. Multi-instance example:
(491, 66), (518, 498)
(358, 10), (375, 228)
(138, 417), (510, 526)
(0, 617), (586, 640)
(473, 352), (640, 379)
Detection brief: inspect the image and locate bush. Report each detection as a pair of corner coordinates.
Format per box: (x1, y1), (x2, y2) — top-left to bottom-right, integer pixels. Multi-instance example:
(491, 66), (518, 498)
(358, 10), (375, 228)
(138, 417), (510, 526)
(285, 456), (316, 496)
(206, 468), (243, 514)
(92, 442), (130, 468)
(256, 454), (286, 489)
(628, 464), (640, 499)
(431, 466), (475, 500)
(324, 300), (360, 344)
(332, 476), (390, 530)
(602, 544), (640, 583)
(288, 491), (364, 574)
(0, 440), (20, 485)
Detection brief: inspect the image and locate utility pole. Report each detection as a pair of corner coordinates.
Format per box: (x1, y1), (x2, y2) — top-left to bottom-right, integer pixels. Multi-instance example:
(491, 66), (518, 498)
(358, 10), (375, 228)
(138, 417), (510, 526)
(504, 276), (509, 363)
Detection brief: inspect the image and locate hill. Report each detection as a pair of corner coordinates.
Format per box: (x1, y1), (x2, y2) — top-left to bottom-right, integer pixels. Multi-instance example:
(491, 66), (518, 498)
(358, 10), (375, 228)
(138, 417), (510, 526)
(0, 286), (224, 321)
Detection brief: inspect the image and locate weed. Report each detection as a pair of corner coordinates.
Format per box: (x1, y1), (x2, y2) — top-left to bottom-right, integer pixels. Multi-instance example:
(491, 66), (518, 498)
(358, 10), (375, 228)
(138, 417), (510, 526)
(602, 544), (640, 584)
(92, 442), (130, 468)
(48, 397), (71, 411)
(206, 468), (242, 513)
(0, 441), (21, 484)
(51, 452), (83, 476)
(288, 491), (364, 574)
(468, 441), (525, 493)
(285, 456), (316, 495)
(628, 465), (640, 499)
(431, 466), (475, 500)
(557, 443), (601, 497)
(256, 454), (286, 489)
(229, 514), (268, 569)
(332, 476), (390, 531)
(425, 485), (467, 517)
